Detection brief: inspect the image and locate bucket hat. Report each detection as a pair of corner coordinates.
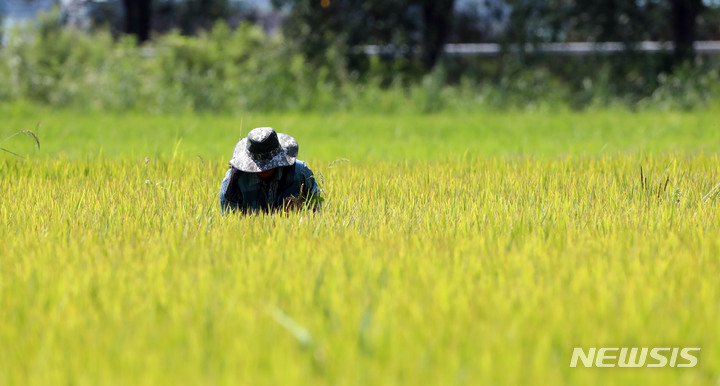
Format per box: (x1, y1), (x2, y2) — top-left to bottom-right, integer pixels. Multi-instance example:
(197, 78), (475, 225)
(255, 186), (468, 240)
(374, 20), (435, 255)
(230, 127), (298, 172)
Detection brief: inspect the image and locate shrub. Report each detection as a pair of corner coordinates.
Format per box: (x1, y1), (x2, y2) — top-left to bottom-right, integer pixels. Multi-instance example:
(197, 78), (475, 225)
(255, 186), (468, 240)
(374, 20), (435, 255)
(1, 11), (720, 114)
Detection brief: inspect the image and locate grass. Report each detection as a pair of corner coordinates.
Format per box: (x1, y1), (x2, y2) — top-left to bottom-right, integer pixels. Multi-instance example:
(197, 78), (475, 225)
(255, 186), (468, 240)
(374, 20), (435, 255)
(1, 104), (720, 385)
(3, 102), (720, 161)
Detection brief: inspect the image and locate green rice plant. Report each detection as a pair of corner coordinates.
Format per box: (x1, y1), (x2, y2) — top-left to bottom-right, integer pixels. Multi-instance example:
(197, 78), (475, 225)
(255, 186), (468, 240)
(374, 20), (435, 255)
(703, 182), (720, 203)
(2, 153), (719, 385)
(1, 108), (720, 385)
(638, 165), (671, 200)
(0, 123), (40, 157)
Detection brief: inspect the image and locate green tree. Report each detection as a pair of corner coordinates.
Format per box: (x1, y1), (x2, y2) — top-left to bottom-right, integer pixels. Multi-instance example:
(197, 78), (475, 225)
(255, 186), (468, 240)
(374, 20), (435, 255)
(274, 0), (456, 78)
(175, 0), (232, 35)
(122, 0), (152, 42)
(670, 0), (705, 64)
(504, 0), (708, 65)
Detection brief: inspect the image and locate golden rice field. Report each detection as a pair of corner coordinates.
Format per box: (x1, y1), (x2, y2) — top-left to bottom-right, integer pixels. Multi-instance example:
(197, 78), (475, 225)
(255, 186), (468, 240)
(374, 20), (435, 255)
(1, 107), (720, 385)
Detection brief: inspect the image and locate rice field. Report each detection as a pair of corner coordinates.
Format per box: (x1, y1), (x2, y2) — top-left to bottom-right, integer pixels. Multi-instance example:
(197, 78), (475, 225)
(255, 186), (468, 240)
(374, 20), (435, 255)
(1, 106), (720, 385)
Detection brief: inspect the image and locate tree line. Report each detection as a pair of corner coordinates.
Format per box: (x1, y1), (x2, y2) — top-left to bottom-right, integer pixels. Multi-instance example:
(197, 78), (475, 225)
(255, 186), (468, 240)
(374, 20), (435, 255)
(119, 0), (720, 70)
(10, 0), (720, 109)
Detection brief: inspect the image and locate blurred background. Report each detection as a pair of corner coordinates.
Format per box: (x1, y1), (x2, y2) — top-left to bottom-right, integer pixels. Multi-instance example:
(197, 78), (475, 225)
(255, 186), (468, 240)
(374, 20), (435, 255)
(1, 0), (720, 113)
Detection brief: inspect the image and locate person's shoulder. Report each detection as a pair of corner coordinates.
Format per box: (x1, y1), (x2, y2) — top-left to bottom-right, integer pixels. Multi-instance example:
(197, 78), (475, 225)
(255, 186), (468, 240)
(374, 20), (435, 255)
(293, 160), (314, 174)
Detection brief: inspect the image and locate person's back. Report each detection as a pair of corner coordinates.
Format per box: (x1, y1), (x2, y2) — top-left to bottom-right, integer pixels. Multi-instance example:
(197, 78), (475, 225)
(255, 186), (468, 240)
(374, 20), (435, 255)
(220, 127), (320, 214)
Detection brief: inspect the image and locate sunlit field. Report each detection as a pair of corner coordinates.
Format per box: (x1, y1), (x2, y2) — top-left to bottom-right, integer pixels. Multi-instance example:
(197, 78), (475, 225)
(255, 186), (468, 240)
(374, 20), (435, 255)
(2, 105), (720, 385)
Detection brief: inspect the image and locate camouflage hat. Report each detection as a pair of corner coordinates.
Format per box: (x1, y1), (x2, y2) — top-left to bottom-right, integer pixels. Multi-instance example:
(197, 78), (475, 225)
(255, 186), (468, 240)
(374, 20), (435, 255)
(230, 127), (298, 172)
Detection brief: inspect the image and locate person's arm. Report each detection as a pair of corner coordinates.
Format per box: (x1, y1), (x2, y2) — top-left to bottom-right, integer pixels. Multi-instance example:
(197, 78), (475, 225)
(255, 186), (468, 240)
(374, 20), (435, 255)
(296, 162), (322, 211)
(220, 168), (242, 214)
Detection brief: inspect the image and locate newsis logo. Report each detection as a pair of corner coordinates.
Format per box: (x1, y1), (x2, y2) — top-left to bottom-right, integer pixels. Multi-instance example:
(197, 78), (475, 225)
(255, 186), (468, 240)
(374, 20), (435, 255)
(570, 347), (701, 368)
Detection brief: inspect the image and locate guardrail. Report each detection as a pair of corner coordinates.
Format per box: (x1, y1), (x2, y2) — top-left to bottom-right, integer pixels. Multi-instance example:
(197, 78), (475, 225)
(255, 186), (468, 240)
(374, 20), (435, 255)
(361, 41), (720, 57)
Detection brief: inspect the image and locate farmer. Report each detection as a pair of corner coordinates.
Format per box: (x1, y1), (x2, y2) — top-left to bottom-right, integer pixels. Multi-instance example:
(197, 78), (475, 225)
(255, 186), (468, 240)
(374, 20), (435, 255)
(220, 127), (321, 214)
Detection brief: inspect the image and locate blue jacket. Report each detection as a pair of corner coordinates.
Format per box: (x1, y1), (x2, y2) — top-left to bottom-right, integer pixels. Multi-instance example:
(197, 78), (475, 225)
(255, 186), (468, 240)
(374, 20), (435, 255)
(220, 160), (320, 214)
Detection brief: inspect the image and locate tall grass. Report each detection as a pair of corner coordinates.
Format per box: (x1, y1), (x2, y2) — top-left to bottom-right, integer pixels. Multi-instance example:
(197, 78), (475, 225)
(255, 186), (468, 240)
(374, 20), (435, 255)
(0, 126), (40, 157)
(3, 105), (720, 162)
(2, 150), (720, 384)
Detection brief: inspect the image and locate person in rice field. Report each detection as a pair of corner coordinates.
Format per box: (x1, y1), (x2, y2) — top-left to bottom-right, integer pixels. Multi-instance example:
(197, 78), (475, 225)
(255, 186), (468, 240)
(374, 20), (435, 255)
(220, 127), (321, 214)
